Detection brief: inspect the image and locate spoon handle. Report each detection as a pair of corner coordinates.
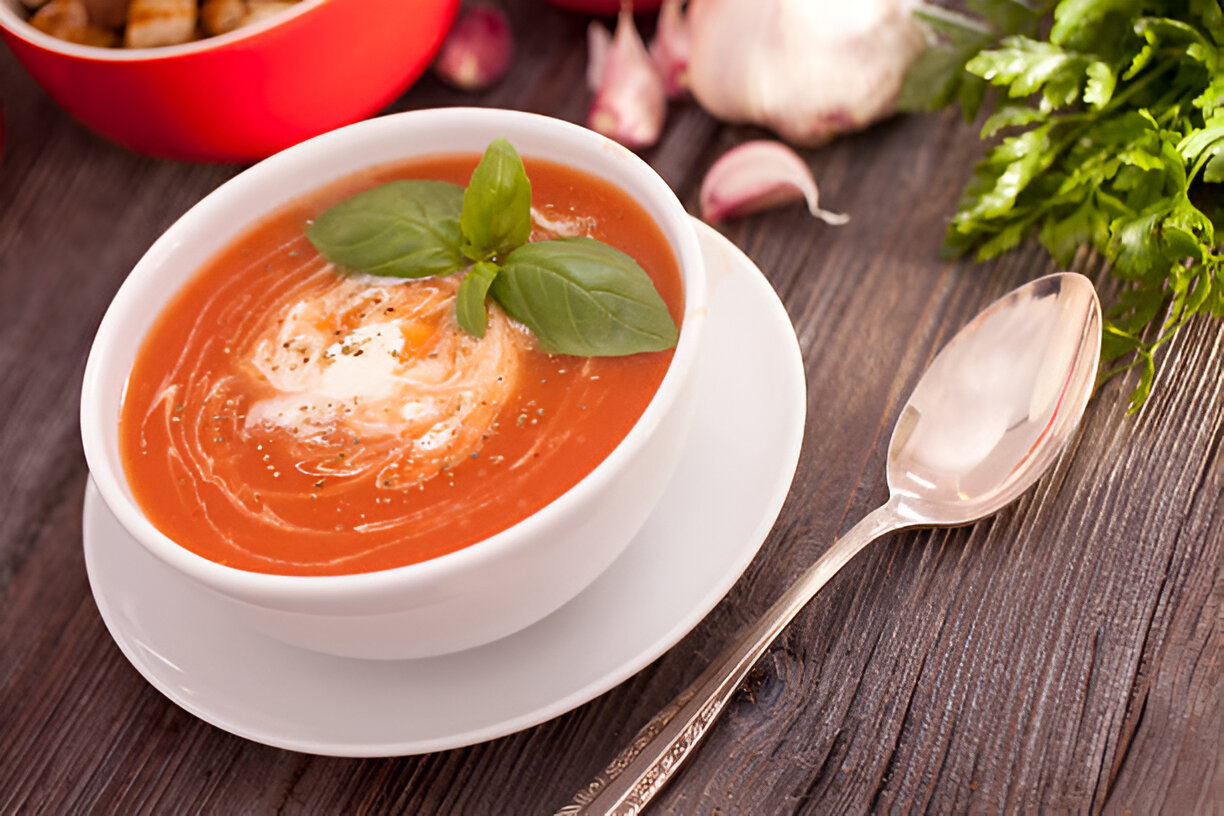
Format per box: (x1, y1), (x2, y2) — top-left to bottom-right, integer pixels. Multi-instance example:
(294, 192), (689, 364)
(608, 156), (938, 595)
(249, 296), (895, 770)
(556, 503), (906, 816)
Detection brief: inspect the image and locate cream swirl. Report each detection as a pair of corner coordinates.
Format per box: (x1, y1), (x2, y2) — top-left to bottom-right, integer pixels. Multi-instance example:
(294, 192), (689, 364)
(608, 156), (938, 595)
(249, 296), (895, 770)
(242, 272), (526, 489)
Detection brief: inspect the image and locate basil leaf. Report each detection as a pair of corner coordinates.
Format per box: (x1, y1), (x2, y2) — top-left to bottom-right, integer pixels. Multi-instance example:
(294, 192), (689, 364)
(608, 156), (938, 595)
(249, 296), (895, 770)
(493, 237), (678, 356)
(456, 261), (500, 338)
(307, 180), (465, 278)
(461, 138), (532, 261)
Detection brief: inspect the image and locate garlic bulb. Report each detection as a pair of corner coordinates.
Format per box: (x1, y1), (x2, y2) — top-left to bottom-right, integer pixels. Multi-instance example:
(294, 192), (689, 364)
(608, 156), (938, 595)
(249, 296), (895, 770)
(687, 0), (926, 146)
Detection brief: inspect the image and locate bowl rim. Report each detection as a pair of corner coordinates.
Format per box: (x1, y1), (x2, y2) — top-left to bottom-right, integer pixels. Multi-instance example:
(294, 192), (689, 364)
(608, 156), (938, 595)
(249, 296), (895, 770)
(80, 107), (706, 604)
(0, 0), (326, 60)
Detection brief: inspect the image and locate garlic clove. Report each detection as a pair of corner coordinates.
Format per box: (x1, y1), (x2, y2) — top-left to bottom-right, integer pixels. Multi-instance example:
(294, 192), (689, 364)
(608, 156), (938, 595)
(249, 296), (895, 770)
(433, 4), (514, 92)
(699, 140), (849, 225)
(586, 4), (667, 149)
(648, 0), (689, 99)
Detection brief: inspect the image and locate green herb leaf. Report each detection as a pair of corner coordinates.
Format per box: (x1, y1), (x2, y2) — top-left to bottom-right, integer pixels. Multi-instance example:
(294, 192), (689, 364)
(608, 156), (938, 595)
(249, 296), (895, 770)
(306, 180), (466, 278)
(955, 124), (1058, 221)
(1050, 0), (1144, 55)
(1039, 196), (1110, 265)
(1193, 0), (1224, 45)
(460, 137), (533, 262)
(981, 104), (1048, 138)
(1179, 119), (1224, 181)
(1084, 60), (1117, 107)
(456, 261), (501, 338)
(897, 6), (997, 114)
(899, 0), (1050, 117)
(965, 37), (1091, 106)
(968, 0), (1047, 34)
(493, 237), (678, 356)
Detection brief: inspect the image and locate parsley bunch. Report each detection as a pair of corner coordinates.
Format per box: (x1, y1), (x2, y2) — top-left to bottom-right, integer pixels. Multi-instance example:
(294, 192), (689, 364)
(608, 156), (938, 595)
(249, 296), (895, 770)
(900, 0), (1224, 409)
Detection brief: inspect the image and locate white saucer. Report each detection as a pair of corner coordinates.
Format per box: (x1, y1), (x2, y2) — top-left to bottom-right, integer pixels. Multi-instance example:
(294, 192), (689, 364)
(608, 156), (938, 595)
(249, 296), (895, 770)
(83, 219), (807, 757)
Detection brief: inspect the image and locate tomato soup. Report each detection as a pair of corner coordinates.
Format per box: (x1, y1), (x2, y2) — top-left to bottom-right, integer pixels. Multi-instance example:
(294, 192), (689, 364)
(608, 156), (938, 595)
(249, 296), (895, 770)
(119, 155), (684, 576)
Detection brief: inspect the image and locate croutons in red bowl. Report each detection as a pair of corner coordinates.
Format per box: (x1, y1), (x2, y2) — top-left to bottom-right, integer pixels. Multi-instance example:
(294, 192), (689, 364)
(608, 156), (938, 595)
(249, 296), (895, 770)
(0, 0), (459, 162)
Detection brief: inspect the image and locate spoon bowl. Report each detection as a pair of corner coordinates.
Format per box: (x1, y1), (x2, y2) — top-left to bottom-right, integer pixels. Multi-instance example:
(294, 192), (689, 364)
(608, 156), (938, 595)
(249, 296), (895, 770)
(560, 272), (1102, 815)
(888, 272), (1102, 524)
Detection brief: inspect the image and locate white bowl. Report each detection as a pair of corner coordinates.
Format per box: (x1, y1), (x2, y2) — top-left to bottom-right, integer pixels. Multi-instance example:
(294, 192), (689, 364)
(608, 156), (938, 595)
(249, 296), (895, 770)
(80, 108), (706, 660)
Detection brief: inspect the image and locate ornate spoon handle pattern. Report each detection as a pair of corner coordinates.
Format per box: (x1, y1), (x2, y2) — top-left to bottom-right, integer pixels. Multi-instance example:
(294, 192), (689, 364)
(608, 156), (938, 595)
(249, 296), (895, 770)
(557, 506), (902, 815)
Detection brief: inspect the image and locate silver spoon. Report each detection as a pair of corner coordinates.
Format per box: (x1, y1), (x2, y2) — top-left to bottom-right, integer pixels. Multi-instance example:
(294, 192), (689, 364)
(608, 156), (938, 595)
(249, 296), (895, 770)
(558, 272), (1102, 815)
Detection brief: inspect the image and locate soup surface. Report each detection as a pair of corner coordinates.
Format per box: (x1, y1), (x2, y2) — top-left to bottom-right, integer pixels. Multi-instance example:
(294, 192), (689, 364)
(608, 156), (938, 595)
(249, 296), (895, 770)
(120, 154), (683, 576)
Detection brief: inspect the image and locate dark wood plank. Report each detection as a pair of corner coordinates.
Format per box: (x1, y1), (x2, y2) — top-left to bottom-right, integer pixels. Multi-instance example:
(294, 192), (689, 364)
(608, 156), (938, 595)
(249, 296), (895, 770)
(0, 0), (1219, 812)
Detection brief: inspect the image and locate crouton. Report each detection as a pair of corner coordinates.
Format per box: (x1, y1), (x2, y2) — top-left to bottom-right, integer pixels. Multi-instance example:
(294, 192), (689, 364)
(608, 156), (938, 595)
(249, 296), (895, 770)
(124, 0), (197, 48)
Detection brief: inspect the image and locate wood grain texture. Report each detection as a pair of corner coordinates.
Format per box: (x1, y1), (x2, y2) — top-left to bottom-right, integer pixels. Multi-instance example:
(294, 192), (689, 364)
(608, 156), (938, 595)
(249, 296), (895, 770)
(1, 0), (1219, 813)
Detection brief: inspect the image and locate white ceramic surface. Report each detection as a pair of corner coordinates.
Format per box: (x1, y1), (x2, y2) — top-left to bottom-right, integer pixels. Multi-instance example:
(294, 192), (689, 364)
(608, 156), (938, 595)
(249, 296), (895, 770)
(83, 221), (806, 756)
(80, 108), (707, 659)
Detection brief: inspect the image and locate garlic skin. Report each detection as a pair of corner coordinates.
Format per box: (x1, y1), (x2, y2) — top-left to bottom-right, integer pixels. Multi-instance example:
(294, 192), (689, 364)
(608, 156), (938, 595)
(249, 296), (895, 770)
(649, 0), (689, 99)
(586, 16), (610, 93)
(687, 0), (926, 146)
(586, 6), (667, 149)
(699, 140), (848, 225)
(433, 5), (514, 92)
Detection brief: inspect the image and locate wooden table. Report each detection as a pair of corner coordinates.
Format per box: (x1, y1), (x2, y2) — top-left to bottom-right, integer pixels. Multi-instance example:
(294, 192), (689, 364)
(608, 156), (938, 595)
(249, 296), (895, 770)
(1, 2), (1219, 813)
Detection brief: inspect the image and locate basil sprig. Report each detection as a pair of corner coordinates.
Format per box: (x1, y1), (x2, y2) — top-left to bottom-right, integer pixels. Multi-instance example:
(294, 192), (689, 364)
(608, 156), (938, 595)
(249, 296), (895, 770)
(305, 138), (678, 357)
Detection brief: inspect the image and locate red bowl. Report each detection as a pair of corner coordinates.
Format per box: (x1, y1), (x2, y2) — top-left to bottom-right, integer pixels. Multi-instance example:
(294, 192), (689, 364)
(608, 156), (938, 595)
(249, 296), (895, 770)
(0, 0), (459, 162)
